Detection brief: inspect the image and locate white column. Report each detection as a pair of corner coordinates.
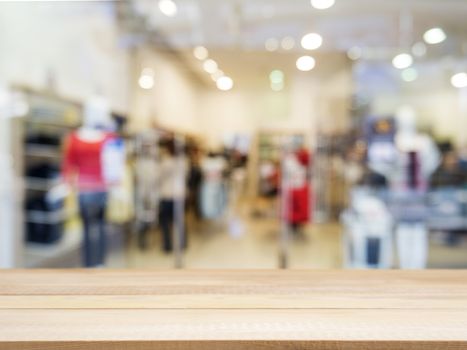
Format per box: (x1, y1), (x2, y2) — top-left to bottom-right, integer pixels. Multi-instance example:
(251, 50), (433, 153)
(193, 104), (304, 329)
(0, 87), (23, 268)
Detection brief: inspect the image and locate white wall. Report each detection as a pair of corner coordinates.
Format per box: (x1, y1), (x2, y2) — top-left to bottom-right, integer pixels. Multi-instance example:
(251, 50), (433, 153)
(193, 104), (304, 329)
(130, 49), (201, 134)
(359, 61), (467, 146)
(198, 64), (353, 148)
(0, 2), (130, 113)
(0, 2), (354, 145)
(372, 86), (467, 146)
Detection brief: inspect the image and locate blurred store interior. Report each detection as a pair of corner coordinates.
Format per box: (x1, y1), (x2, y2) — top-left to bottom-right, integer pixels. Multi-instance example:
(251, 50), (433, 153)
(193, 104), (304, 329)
(0, 0), (467, 269)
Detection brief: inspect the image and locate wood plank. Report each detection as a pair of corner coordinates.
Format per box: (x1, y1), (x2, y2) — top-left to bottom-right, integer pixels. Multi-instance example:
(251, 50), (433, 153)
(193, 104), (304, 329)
(1, 309), (467, 341)
(0, 293), (466, 309)
(2, 341), (466, 350)
(1, 270), (466, 349)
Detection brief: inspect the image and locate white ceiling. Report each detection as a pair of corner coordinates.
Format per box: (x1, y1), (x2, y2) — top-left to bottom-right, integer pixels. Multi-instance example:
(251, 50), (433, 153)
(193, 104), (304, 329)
(132, 0), (467, 56)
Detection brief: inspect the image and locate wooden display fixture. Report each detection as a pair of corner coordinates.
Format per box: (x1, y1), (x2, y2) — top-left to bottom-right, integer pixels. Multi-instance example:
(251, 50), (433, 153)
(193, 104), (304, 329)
(0, 269), (466, 349)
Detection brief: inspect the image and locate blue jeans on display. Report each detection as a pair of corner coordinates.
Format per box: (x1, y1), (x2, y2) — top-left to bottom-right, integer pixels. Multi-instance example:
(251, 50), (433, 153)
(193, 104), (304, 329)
(78, 192), (107, 267)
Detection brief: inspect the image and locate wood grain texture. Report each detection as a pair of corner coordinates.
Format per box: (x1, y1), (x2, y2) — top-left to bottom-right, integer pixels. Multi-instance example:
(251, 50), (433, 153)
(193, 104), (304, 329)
(0, 270), (466, 350)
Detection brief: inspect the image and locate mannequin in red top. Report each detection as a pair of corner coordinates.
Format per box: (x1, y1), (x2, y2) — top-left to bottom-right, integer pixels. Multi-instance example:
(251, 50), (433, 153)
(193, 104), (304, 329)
(62, 96), (123, 267)
(283, 147), (312, 234)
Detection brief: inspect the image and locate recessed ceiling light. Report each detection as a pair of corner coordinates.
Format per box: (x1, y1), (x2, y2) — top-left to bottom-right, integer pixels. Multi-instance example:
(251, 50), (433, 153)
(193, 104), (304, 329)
(281, 37), (295, 50)
(451, 72), (467, 88)
(203, 59), (218, 74)
(347, 46), (362, 60)
(296, 56), (316, 71)
(412, 42), (427, 57)
(265, 38), (279, 52)
(401, 68), (418, 82)
(392, 53), (413, 69)
(138, 68), (155, 90)
(158, 0), (177, 17)
(310, 0), (335, 10)
(301, 33), (323, 50)
(423, 28), (446, 45)
(216, 76), (234, 91)
(269, 70), (284, 84)
(193, 46), (208, 60)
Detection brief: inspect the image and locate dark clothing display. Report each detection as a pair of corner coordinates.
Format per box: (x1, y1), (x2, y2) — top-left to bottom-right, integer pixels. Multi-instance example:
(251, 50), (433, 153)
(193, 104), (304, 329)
(78, 191), (107, 267)
(408, 151), (421, 190)
(431, 167), (466, 188)
(26, 196), (64, 244)
(26, 163), (60, 180)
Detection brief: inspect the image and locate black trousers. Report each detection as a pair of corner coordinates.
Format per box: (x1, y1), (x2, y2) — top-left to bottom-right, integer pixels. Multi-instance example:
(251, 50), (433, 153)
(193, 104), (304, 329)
(159, 199), (187, 252)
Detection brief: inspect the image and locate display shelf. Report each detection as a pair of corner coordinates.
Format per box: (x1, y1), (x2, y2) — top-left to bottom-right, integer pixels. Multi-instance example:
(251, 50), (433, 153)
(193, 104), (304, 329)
(24, 177), (61, 191)
(19, 88), (82, 247)
(26, 209), (76, 224)
(26, 120), (79, 129)
(24, 145), (61, 158)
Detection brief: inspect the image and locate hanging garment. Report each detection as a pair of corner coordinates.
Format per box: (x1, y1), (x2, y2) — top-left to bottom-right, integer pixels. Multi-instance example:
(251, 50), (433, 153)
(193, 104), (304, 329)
(283, 150), (312, 225)
(106, 162), (134, 224)
(200, 156), (227, 219)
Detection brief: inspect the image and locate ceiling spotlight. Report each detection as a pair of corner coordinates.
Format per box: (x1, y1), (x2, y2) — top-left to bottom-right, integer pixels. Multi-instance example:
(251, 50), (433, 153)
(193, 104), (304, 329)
(296, 56), (316, 71)
(423, 27), (446, 45)
(392, 53), (413, 69)
(158, 0), (177, 17)
(281, 37), (295, 50)
(401, 68), (418, 82)
(216, 76), (234, 91)
(269, 70), (284, 84)
(412, 42), (427, 57)
(301, 33), (323, 50)
(347, 46), (362, 60)
(310, 0), (335, 10)
(193, 46), (208, 60)
(451, 72), (467, 88)
(138, 68), (155, 90)
(265, 38), (279, 52)
(203, 59), (218, 74)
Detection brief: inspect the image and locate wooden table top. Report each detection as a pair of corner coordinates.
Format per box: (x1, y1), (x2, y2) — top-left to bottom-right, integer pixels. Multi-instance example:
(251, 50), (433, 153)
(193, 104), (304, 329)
(0, 269), (466, 350)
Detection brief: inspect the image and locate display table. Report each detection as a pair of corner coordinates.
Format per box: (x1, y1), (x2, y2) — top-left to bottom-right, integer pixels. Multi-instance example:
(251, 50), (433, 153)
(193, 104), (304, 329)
(1, 270), (466, 349)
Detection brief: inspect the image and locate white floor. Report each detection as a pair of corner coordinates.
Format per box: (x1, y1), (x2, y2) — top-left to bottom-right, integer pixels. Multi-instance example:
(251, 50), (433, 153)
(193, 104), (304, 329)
(115, 216), (343, 270)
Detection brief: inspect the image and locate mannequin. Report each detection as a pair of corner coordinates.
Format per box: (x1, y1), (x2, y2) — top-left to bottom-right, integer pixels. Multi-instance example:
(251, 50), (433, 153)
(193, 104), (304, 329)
(369, 106), (440, 269)
(283, 146), (311, 234)
(62, 95), (124, 267)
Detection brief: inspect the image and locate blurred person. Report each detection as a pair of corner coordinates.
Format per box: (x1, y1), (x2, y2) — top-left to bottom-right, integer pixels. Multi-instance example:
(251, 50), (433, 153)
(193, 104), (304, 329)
(134, 131), (160, 250)
(158, 139), (187, 253)
(187, 146), (203, 221)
